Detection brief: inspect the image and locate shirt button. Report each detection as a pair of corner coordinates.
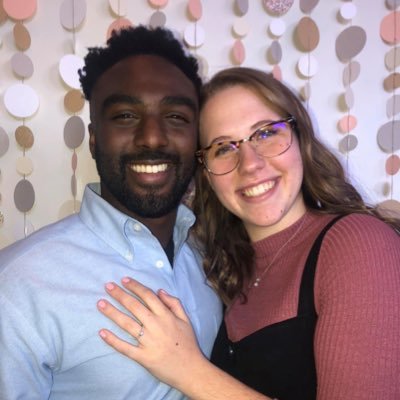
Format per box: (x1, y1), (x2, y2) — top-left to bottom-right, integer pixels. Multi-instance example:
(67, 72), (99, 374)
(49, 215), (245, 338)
(155, 260), (164, 268)
(125, 252), (133, 261)
(132, 223), (141, 232)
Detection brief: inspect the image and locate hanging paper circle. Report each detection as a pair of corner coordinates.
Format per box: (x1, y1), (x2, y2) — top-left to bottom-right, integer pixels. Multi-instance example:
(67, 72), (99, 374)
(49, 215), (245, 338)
(268, 40), (282, 64)
(3, 0), (36, 21)
(59, 54), (85, 89)
(11, 52), (34, 79)
(383, 72), (400, 92)
(72, 152), (78, 171)
(233, 17), (250, 37)
(13, 22), (31, 50)
(300, 81), (311, 101)
(335, 26), (367, 62)
(235, 0), (249, 16)
(338, 134), (358, 153)
(340, 3), (357, 20)
(385, 47), (400, 71)
(300, 0), (319, 14)
(272, 64), (282, 80)
(338, 115), (357, 133)
(0, 127), (9, 157)
(297, 54), (319, 77)
(386, 0), (400, 10)
(0, 1), (7, 24)
(264, 0), (294, 16)
(380, 11), (400, 44)
(60, 0), (87, 30)
(109, 0), (127, 17)
(16, 156), (34, 176)
(188, 0), (202, 21)
(344, 87), (354, 109)
(148, 0), (168, 8)
(15, 125), (34, 149)
(377, 199), (400, 219)
(386, 154), (400, 175)
(64, 115), (85, 149)
(295, 16), (319, 52)
(386, 94), (400, 117)
(64, 89), (85, 113)
(71, 174), (77, 197)
(4, 83), (40, 118)
(14, 179), (35, 212)
(106, 18), (133, 39)
(183, 23), (205, 48)
(342, 61), (361, 86)
(269, 18), (286, 37)
(377, 120), (400, 152)
(231, 39), (246, 65)
(149, 10), (166, 28)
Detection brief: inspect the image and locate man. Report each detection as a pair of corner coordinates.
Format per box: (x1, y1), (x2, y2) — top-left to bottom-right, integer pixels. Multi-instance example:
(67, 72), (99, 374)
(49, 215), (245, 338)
(0, 26), (222, 399)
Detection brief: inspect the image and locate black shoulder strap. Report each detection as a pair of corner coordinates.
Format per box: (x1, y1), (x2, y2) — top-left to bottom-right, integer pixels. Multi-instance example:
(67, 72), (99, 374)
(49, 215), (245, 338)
(297, 215), (345, 316)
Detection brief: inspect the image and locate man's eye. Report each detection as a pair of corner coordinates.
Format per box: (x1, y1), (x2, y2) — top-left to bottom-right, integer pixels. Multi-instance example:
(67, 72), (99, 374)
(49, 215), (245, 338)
(112, 112), (136, 120)
(166, 113), (189, 123)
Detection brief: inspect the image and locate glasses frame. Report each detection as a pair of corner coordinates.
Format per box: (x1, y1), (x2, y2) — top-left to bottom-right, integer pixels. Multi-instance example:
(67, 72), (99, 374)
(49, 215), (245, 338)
(196, 116), (296, 176)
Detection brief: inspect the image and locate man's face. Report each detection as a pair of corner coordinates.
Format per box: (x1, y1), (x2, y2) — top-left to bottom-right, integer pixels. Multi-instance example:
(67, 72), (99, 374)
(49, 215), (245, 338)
(89, 55), (199, 220)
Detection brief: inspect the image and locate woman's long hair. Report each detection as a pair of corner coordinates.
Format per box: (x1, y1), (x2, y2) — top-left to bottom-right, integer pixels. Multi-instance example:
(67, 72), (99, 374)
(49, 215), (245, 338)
(192, 67), (400, 305)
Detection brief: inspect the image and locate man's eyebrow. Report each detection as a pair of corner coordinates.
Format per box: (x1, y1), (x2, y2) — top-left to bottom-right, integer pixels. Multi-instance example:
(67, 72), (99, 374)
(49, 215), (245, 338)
(101, 94), (142, 112)
(161, 96), (198, 113)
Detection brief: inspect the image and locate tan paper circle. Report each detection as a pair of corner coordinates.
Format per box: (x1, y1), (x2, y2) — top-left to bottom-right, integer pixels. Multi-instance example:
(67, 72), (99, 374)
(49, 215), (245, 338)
(14, 179), (35, 212)
(300, 0), (319, 14)
(0, 127), (10, 157)
(383, 72), (400, 92)
(60, 0), (87, 30)
(377, 120), (400, 152)
(338, 134), (358, 153)
(64, 89), (85, 113)
(300, 81), (311, 101)
(16, 156), (33, 176)
(11, 52), (34, 79)
(342, 60), (360, 86)
(13, 22), (31, 51)
(64, 116), (85, 149)
(386, 94), (400, 117)
(380, 11), (400, 44)
(295, 16), (319, 52)
(336, 26), (367, 62)
(3, 0), (36, 20)
(0, 1), (8, 24)
(386, 154), (400, 175)
(15, 125), (34, 149)
(149, 10), (166, 28)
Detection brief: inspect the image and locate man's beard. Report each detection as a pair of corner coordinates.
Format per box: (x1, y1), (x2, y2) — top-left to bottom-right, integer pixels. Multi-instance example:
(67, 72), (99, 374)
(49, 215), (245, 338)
(94, 145), (195, 218)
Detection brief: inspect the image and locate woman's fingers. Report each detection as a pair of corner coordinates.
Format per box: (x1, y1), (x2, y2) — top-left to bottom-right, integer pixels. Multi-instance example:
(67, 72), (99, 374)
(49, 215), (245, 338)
(99, 329), (142, 358)
(158, 289), (190, 322)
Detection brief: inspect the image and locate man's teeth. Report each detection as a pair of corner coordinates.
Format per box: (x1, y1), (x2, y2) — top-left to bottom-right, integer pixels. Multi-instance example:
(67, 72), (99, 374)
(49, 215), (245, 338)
(243, 181), (275, 197)
(130, 164), (168, 173)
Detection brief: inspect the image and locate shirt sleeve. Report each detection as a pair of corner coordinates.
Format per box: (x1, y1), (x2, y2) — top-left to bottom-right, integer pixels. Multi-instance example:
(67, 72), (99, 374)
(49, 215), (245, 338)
(313, 214), (400, 400)
(0, 294), (53, 399)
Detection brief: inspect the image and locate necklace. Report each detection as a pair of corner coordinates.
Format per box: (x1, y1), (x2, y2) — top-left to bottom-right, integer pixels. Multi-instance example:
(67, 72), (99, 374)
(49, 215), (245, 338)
(249, 216), (306, 288)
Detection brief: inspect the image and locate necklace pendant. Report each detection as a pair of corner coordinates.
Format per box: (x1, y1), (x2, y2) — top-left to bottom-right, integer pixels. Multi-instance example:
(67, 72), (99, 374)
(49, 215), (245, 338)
(253, 278), (260, 287)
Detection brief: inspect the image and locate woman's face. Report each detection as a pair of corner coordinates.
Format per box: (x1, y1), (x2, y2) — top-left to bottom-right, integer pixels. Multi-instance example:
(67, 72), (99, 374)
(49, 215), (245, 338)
(199, 85), (306, 241)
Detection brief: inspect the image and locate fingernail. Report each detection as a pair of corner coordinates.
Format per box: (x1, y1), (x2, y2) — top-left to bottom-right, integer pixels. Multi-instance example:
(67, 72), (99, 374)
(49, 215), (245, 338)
(105, 282), (115, 291)
(99, 329), (107, 339)
(97, 300), (107, 309)
(159, 289), (169, 295)
(122, 277), (131, 284)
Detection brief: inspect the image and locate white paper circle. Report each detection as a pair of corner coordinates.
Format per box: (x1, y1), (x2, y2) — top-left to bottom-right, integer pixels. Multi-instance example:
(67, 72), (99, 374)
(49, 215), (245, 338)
(59, 54), (84, 89)
(340, 3), (357, 20)
(4, 83), (40, 118)
(233, 17), (250, 37)
(109, 0), (127, 16)
(297, 54), (319, 77)
(269, 18), (286, 37)
(16, 156), (33, 176)
(183, 23), (205, 48)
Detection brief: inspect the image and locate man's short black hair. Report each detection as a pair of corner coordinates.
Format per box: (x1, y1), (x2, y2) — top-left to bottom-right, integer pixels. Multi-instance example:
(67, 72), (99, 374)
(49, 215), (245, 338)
(78, 25), (202, 100)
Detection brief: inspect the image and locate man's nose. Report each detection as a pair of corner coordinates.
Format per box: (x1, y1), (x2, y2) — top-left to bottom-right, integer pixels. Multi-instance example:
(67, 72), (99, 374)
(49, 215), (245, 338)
(134, 116), (169, 148)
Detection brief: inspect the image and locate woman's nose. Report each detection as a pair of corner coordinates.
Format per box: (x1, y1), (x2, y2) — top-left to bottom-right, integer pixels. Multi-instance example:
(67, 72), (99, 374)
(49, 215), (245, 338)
(134, 116), (168, 148)
(237, 142), (265, 175)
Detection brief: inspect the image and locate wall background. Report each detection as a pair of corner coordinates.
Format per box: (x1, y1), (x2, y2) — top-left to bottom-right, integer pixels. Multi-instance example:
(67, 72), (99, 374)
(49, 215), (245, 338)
(0, 0), (399, 249)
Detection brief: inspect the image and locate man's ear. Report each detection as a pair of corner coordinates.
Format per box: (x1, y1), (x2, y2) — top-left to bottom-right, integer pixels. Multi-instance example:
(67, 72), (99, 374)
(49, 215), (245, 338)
(88, 123), (95, 160)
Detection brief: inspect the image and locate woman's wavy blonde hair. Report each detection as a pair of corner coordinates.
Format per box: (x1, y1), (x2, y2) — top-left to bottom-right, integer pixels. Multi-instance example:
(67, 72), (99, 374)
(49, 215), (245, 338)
(192, 67), (400, 305)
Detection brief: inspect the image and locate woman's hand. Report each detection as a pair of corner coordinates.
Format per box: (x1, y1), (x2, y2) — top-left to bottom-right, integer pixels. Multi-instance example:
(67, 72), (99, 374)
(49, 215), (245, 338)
(97, 277), (208, 388)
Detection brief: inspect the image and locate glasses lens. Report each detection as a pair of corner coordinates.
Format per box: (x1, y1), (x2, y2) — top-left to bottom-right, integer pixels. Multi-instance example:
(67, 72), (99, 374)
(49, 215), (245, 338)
(205, 142), (239, 175)
(254, 120), (292, 158)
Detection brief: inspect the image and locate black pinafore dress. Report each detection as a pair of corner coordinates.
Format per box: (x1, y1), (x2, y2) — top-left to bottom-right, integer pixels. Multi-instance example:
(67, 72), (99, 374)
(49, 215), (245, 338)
(211, 217), (342, 400)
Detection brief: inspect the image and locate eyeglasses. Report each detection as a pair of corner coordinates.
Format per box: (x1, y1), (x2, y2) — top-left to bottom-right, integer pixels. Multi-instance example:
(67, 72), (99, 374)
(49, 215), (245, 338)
(196, 116), (296, 175)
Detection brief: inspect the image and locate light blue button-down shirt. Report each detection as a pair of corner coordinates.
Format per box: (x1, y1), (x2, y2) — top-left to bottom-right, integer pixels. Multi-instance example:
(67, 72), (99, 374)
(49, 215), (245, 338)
(0, 183), (222, 400)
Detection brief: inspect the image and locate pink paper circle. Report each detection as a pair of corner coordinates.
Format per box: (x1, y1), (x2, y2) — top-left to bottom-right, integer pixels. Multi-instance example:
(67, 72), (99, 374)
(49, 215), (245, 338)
(3, 0), (36, 20)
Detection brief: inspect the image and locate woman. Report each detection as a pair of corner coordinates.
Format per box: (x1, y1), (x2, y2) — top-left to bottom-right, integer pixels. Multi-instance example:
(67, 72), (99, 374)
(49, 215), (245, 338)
(97, 68), (400, 399)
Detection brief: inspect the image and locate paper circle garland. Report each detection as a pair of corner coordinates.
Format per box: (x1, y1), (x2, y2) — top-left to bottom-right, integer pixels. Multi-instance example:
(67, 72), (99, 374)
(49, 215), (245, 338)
(264, 0), (294, 16)
(3, 0), (36, 21)
(59, 54), (85, 89)
(4, 83), (40, 118)
(14, 179), (35, 212)
(0, 127), (10, 157)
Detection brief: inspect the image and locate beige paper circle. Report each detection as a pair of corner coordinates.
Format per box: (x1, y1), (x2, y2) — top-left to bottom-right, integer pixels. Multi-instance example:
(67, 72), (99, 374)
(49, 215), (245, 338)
(386, 154), (400, 175)
(4, 83), (40, 118)
(336, 26), (367, 62)
(148, 0), (168, 7)
(386, 94), (400, 117)
(59, 54), (85, 89)
(338, 115), (357, 133)
(383, 72), (400, 92)
(235, 0), (249, 16)
(16, 156), (33, 176)
(13, 22), (31, 51)
(3, 0), (36, 20)
(377, 120), (400, 152)
(300, 81), (311, 101)
(11, 52), (34, 79)
(385, 47), (400, 71)
(64, 89), (85, 113)
(149, 10), (166, 28)
(196, 55), (209, 78)
(183, 23), (205, 48)
(188, 0), (202, 21)
(380, 11), (400, 44)
(269, 18), (286, 37)
(338, 134), (358, 153)
(344, 87), (354, 109)
(295, 16), (319, 52)
(297, 54), (318, 77)
(60, 0), (87, 30)
(233, 17), (250, 37)
(231, 39), (245, 65)
(106, 18), (133, 40)
(109, 0), (127, 17)
(300, 0), (319, 14)
(342, 60), (360, 86)
(64, 115), (85, 149)
(15, 125), (34, 149)
(0, 127), (10, 157)
(268, 40), (282, 64)
(14, 179), (35, 212)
